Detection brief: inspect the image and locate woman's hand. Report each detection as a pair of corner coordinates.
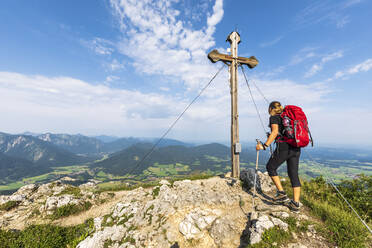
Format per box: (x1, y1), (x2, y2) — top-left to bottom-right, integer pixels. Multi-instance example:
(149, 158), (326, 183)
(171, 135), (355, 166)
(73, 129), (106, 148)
(256, 143), (264, 151)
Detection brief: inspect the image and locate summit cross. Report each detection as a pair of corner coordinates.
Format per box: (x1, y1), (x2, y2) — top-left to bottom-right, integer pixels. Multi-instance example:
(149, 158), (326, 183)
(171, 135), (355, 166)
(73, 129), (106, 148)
(207, 31), (259, 178)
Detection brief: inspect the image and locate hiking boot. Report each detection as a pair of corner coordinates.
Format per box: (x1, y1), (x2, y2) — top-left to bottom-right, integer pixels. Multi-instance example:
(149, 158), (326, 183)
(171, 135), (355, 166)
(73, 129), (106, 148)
(286, 200), (300, 213)
(273, 191), (290, 203)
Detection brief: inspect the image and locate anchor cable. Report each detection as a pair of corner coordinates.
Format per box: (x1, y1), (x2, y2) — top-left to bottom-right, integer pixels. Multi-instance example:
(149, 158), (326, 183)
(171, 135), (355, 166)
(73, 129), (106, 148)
(126, 64), (226, 175)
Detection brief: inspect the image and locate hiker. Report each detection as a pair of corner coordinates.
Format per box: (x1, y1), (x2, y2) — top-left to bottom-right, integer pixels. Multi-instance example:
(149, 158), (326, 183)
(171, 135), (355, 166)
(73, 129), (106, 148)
(256, 101), (301, 213)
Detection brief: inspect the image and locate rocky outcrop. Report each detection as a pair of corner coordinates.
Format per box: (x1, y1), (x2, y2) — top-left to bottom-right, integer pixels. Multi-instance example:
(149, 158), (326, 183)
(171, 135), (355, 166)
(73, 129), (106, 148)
(0, 180), (106, 229)
(75, 170), (294, 248)
(1, 170), (329, 248)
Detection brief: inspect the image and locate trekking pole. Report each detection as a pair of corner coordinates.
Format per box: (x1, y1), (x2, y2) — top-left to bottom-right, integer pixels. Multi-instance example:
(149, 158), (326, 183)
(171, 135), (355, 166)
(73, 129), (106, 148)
(252, 139), (261, 212)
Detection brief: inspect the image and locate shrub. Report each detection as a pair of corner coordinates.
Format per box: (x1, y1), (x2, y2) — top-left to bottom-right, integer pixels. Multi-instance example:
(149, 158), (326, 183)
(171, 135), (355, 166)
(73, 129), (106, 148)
(51, 201), (92, 220)
(0, 228), (20, 247)
(58, 186), (82, 197)
(152, 186), (160, 199)
(338, 174), (372, 223)
(0, 219), (94, 248)
(0, 201), (19, 211)
(247, 226), (291, 248)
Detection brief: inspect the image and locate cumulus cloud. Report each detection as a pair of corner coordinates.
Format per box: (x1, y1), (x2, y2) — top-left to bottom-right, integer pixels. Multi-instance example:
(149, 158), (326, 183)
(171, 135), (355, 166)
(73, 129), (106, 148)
(109, 0), (224, 90)
(0, 71), (188, 135)
(0, 70), (334, 141)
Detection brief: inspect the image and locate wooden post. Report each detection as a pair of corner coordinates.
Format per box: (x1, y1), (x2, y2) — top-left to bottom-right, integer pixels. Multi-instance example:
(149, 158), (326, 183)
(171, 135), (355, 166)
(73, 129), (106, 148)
(228, 32), (240, 178)
(207, 32), (259, 178)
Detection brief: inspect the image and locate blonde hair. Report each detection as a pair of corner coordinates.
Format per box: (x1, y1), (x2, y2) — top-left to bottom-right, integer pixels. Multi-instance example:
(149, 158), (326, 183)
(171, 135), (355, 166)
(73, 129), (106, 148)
(268, 101), (283, 116)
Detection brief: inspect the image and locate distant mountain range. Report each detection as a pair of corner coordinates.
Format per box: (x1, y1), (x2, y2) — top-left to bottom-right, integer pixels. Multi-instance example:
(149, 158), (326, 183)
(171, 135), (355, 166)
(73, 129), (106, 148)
(0, 132), (193, 183)
(1, 131), (371, 189)
(0, 132), (85, 165)
(22, 132), (191, 155)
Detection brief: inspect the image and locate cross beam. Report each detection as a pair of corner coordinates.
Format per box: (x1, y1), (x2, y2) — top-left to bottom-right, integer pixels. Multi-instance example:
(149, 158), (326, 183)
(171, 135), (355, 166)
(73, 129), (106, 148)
(207, 31), (259, 178)
(208, 49), (259, 68)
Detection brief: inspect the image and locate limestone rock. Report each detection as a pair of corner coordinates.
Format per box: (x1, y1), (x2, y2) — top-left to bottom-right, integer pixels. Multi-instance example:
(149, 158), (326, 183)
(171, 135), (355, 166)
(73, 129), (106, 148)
(159, 179), (170, 186)
(179, 209), (218, 239)
(77, 225), (126, 248)
(270, 211), (290, 219)
(240, 169), (275, 193)
(43, 195), (80, 214)
(15, 184), (38, 196)
(210, 216), (240, 247)
(79, 182), (97, 189)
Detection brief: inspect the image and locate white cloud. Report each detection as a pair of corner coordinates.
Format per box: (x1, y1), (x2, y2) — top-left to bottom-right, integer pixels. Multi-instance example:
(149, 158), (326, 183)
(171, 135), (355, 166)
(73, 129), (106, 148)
(304, 51), (343, 78)
(159, 87), (170, 91)
(294, 0), (362, 29)
(336, 16), (350, 28)
(321, 51), (344, 63)
(0, 71), (333, 141)
(259, 36), (283, 48)
(105, 75), (120, 83)
(0, 71), (187, 135)
(106, 59), (125, 71)
(290, 47), (317, 65)
(304, 64), (322, 78)
(310, 107), (372, 146)
(328, 58), (372, 81)
(82, 37), (115, 55)
(109, 0), (224, 90)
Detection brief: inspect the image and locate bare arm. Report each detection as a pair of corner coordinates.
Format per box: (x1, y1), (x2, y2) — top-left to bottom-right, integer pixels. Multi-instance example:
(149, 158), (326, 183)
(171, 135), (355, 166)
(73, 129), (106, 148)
(265, 124), (279, 146)
(256, 124), (279, 150)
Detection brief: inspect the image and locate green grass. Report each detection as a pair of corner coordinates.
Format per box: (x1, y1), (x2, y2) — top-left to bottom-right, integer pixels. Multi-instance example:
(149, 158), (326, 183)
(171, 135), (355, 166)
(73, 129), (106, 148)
(0, 181), (25, 191)
(247, 226), (291, 248)
(143, 163), (190, 177)
(295, 160), (372, 183)
(304, 199), (369, 247)
(0, 165), (90, 192)
(282, 176), (372, 248)
(96, 180), (159, 193)
(0, 219), (94, 248)
(204, 155), (229, 162)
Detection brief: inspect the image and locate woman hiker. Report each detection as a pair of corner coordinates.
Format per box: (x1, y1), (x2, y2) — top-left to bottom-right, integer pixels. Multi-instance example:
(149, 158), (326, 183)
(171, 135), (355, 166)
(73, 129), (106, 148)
(256, 101), (301, 213)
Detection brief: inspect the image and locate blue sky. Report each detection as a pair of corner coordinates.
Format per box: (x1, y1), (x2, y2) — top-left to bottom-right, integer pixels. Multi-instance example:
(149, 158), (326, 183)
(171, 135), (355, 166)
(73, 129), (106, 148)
(0, 0), (372, 146)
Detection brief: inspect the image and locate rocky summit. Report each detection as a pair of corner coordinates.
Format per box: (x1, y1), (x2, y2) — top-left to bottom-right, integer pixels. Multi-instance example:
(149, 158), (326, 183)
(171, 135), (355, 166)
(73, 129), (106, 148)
(0, 170), (330, 248)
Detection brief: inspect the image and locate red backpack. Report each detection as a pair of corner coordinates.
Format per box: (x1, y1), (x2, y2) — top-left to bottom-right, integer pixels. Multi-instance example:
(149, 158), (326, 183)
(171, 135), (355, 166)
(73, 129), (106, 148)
(279, 105), (313, 148)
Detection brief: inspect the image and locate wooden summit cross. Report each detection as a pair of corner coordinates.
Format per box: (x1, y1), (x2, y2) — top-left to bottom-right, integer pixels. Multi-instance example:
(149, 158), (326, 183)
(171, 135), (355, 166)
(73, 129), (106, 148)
(207, 31), (259, 178)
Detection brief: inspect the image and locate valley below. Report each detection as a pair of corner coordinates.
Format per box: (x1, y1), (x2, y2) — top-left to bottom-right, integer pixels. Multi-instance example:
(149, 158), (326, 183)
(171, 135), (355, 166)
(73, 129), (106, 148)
(0, 132), (371, 195)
